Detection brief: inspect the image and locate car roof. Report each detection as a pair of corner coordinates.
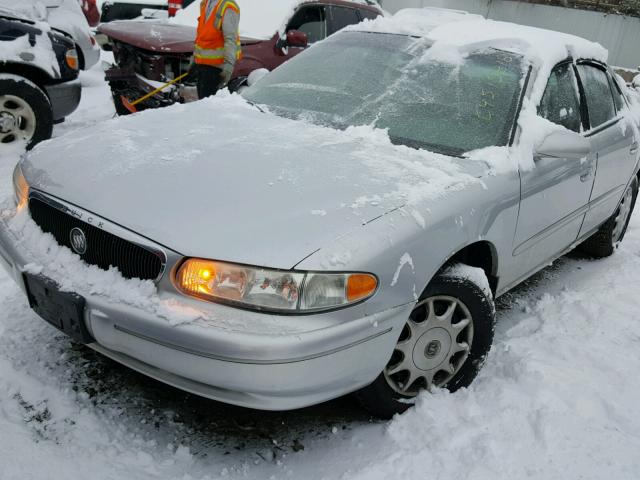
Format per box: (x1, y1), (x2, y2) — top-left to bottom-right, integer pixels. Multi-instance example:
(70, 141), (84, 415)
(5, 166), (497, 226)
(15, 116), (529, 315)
(348, 8), (608, 67)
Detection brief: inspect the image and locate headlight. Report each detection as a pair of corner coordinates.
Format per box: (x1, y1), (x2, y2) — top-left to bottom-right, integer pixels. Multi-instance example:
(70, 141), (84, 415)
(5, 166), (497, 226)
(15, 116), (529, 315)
(12, 164), (29, 209)
(65, 49), (79, 70)
(175, 258), (378, 313)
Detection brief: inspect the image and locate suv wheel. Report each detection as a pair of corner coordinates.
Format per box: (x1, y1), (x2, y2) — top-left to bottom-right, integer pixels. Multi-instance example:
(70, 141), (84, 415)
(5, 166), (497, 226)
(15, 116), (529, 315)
(0, 75), (53, 150)
(579, 176), (638, 258)
(356, 264), (496, 419)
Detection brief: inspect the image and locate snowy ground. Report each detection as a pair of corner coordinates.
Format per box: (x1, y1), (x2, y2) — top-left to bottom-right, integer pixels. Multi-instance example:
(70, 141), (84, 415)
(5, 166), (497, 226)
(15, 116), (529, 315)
(1, 59), (640, 480)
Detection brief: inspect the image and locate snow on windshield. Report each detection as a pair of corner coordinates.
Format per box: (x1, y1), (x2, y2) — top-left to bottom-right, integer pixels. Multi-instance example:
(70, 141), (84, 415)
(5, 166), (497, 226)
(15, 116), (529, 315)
(172, 0), (378, 40)
(244, 32), (525, 157)
(345, 8), (609, 172)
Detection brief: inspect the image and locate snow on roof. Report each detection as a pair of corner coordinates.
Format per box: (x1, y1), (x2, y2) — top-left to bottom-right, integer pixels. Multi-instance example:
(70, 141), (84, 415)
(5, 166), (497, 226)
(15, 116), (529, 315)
(172, 0), (381, 40)
(352, 8), (607, 67)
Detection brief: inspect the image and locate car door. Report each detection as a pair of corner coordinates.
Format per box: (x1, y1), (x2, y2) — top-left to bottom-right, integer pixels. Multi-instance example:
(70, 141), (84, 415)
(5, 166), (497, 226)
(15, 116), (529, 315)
(577, 63), (639, 236)
(328, 5), (361, 35)
(512, 62), (596, 279)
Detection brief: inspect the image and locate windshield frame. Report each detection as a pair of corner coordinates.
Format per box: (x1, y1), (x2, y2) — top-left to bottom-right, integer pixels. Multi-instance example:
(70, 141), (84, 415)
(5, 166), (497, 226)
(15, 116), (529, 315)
(243, 30), (532, 156)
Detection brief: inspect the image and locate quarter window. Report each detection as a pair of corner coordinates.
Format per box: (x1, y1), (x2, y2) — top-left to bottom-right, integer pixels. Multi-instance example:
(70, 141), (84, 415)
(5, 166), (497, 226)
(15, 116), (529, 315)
(577, 64), (617, 128)
(287, 6), (327, 44)
(330, 6), (361, 33)
(539, 63), (582, 133)
(609, 75), (627, 113)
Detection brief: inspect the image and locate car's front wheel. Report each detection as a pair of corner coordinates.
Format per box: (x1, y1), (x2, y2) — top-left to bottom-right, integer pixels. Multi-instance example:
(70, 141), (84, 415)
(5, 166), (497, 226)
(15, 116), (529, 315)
(579, 176), (638, 258)
(0, 74), (53, 150)
(357, 264), (496, 418)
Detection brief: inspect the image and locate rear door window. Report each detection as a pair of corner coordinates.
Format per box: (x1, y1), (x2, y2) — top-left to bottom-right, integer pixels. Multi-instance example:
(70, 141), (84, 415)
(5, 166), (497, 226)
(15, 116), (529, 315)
(329, 6), (361, 34)
(287, 6), (327, 44)
(577, 64), (617, 129)
(539, 63), (583, 133)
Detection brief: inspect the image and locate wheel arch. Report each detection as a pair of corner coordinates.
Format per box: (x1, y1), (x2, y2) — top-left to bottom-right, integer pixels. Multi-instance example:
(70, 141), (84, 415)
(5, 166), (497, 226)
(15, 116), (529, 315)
(439, 240), (499, 296)
(0, 62), (53, 92)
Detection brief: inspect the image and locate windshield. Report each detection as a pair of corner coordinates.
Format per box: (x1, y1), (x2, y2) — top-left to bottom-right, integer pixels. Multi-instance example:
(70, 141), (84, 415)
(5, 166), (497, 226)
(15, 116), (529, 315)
(243, 32), (526, 155)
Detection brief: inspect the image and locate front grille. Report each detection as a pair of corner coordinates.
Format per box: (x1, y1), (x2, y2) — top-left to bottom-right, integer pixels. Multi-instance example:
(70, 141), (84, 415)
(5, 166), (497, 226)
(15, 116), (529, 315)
(28, 197), (164, 281)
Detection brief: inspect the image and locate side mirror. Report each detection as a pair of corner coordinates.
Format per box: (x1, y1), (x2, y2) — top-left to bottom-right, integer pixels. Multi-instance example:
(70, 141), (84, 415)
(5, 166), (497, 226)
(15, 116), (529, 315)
(535, 129), (591, 160)
(286, 30), (308, 48)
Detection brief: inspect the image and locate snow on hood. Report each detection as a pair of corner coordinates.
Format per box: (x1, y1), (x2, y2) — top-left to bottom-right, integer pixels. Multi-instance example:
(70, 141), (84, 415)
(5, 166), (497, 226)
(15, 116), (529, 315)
(172, 0), (380, 40)
(20, 93), (481, 270)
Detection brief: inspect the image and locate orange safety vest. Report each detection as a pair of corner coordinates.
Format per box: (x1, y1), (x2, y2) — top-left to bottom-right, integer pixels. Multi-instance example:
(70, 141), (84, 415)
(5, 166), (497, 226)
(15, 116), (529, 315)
(194, 0), (242, 66)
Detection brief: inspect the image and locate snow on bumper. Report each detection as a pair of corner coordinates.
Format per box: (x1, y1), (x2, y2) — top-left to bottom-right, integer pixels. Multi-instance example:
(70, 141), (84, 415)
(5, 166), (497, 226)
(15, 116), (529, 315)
(0, 208), (407, 410)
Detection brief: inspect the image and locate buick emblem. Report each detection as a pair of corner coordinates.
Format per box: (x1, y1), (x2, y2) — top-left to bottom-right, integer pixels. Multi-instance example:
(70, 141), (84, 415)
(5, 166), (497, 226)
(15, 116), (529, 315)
(69, 227), (87, 255)
(425, 340), (442, 359)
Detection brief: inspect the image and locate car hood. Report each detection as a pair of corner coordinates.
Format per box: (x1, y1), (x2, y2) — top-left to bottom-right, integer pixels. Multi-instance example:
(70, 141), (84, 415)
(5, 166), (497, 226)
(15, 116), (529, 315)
(23, 95), (481, 269)
(98, 21), (262, 53)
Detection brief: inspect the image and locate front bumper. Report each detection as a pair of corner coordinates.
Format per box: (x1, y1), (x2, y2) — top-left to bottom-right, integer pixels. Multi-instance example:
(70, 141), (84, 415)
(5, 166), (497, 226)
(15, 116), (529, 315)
(45, 80), (82, 121)
(0, 208), (409, 410)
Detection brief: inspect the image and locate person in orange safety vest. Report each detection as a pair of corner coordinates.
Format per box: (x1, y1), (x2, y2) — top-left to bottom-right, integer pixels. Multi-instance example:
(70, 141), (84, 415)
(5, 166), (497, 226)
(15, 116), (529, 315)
(193, 0), (242, 99)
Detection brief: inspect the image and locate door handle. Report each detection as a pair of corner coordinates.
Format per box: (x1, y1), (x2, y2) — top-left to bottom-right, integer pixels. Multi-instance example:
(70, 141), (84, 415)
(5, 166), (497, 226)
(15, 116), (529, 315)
(580, 172), (591, 182)
(631, 143), (639, 155)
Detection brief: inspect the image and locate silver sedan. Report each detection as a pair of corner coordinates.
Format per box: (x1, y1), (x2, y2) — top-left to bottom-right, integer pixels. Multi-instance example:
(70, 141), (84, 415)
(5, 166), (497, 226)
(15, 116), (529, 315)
(1, 15), (638, 418)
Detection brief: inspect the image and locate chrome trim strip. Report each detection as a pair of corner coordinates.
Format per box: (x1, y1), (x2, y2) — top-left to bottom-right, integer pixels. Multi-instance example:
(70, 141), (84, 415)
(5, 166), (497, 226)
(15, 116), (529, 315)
(28, 190), (172, 282)
(512, 203), (589, 256)
(113, 323), (393, 365)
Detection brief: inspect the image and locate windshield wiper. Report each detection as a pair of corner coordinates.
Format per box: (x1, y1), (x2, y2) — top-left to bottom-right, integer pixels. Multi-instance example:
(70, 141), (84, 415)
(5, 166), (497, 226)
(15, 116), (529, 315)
(388, 135), (465, 157)
(245, 100), (266, 114)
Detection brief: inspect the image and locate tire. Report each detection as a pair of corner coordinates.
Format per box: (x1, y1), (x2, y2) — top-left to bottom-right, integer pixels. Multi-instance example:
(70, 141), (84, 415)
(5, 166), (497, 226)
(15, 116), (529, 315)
(0, 75), (53, 150)
(356, 264), (496, 419)
(579, 176), (638, 258)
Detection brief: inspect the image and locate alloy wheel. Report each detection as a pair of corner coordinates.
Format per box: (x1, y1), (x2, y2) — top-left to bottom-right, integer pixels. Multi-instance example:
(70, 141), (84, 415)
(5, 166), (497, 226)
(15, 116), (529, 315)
(0, 95), (37, 145)
(384, 295), (474, 396)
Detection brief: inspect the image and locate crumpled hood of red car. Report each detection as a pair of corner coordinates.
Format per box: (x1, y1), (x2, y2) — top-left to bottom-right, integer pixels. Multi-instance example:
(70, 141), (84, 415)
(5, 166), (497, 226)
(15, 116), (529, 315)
(98, 21), (262, 53)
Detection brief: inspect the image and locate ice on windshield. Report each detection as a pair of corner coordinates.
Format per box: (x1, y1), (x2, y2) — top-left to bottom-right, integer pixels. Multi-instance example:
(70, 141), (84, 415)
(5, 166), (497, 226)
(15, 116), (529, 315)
(243, 32), (525, 156)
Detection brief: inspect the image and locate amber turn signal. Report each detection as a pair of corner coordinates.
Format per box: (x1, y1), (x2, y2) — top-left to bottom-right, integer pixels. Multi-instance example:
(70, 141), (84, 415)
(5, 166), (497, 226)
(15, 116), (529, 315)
(346, 274), (378, 302)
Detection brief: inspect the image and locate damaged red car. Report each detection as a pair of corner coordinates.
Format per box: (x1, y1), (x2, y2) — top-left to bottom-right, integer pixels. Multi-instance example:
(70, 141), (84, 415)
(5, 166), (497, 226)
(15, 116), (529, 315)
(98, 0), (382, 114)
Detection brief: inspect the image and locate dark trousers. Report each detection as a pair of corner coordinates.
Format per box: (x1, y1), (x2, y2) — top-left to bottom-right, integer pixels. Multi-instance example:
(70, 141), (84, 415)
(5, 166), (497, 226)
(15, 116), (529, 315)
(196, 64), (222, 99)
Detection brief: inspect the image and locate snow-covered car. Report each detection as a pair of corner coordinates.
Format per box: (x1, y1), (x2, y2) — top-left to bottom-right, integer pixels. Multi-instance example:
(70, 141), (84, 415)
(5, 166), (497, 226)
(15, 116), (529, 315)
(45, 0), (101, 69)
(2, 10), (639, 417)
(0, 0), (101, 70)
(0, 9), (81, 149)
(97, 0), (383, 114)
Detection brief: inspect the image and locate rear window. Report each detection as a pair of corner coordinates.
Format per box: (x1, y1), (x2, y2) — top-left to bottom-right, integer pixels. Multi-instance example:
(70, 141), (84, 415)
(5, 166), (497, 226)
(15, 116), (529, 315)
(577, 64), (617, 129)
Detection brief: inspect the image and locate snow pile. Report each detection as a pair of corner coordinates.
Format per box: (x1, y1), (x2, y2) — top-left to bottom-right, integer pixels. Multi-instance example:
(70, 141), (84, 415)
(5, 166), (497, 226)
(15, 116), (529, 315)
(346, 7), (483, 37)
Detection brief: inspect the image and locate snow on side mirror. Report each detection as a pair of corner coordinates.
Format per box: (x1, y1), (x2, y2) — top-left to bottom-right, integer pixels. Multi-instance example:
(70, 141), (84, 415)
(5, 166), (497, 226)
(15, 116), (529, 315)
(535, 129), (591, 160)
(247, 68), (269, 87)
